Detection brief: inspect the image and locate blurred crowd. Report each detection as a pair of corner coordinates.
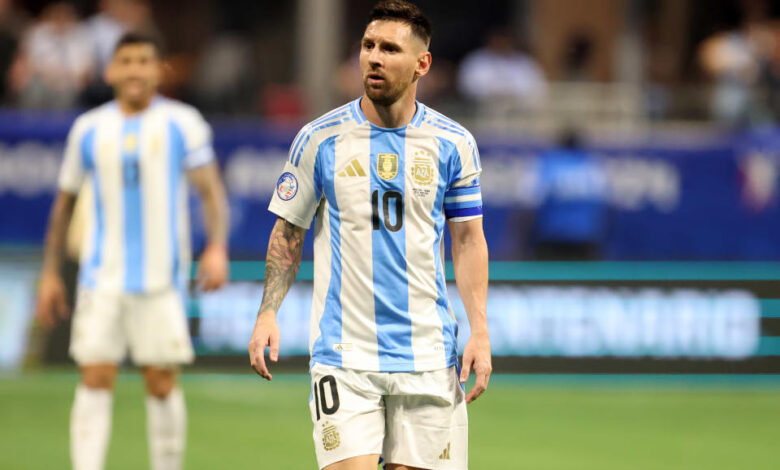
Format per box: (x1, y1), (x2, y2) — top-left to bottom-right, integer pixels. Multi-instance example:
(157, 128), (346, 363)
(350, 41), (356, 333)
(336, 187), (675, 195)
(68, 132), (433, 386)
(0, 0), (780, 129)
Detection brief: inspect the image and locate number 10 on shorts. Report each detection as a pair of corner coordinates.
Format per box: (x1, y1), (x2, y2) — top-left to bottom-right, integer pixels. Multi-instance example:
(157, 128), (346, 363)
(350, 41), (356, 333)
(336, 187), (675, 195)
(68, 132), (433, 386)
(313, 375), (340, 420)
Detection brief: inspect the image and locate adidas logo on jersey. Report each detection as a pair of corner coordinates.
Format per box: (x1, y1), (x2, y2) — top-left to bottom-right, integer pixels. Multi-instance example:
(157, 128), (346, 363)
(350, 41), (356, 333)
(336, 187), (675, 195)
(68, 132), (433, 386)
(337, 159), (367, 177)
(439, 442), (451, 460)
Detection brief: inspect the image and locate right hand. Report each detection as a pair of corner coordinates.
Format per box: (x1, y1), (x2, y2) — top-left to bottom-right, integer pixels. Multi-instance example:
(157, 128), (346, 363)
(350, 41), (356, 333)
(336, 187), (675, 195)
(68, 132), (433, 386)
(248, 312), (280, 381)
(35, 271), (69, 329)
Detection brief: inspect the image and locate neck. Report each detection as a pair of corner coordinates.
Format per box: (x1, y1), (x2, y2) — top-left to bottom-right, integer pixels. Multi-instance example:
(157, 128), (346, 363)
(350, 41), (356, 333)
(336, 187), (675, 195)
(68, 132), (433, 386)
(361, 89), (417, 128)
(117, 95), (154, 115)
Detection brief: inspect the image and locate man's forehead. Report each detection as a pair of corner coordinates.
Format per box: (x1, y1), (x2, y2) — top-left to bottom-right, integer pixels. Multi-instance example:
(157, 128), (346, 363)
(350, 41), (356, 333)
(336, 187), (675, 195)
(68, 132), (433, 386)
(114, 44), (157, 59)
(363, 20), (421, 47)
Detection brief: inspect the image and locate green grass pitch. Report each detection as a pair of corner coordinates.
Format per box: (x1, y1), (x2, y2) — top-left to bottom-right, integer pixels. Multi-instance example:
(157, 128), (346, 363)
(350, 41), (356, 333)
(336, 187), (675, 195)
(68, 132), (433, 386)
(1, 372), (779, 469)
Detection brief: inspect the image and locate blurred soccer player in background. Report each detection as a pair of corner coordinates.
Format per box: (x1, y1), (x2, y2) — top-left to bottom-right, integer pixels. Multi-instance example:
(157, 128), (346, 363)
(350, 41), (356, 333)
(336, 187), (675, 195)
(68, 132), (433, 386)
(35, 32), (229, 470)
(249, 1), (490, 469)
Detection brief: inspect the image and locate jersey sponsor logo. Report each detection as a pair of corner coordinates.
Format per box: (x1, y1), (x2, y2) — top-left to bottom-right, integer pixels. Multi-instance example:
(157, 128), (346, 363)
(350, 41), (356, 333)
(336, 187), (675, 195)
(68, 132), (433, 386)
(337, 159), (367, 177)
(276, 172), (298, 201)
(332, 343), (353, 351)
(377, 153), (398, 180)
(322, 422), (341, 451)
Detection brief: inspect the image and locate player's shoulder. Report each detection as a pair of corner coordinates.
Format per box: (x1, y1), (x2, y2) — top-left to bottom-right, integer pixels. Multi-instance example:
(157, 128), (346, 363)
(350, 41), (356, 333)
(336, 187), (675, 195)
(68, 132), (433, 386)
(417, 103), (477, 147)
(297, 100), (363, 144)
(154, 97), (206, 122)
(70, 101), (117, 135)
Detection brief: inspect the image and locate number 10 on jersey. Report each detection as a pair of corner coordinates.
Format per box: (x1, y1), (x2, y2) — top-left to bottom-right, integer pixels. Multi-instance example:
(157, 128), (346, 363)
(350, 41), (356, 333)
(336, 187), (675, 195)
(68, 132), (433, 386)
(371, 190), (404, 232)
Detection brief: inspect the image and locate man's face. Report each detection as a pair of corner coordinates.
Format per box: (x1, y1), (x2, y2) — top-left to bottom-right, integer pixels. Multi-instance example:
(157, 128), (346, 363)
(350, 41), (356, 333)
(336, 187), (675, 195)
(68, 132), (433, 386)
(360, 20), (429, 106)
(106, 43), (160, 106)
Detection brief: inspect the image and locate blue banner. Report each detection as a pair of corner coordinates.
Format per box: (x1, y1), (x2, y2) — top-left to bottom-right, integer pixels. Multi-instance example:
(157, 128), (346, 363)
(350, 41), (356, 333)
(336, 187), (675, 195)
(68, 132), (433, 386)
(1, 110), (780, 260)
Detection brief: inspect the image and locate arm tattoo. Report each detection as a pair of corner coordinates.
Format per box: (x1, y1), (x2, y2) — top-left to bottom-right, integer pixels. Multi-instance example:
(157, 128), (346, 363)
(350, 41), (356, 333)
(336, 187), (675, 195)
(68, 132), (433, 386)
(258, 218), (305, 315)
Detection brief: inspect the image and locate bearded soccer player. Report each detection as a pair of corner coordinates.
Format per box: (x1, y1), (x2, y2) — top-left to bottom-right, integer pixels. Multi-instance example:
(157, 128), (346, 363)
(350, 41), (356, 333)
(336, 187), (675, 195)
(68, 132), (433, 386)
(249, 1), (490, 469)
(36, 33), (229, 470)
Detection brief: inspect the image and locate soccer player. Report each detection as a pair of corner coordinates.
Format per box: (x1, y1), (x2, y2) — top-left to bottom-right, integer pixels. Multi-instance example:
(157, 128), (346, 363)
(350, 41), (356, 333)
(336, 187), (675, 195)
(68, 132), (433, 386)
(35, 33), (229, 470)
(248, 1), (490, 469)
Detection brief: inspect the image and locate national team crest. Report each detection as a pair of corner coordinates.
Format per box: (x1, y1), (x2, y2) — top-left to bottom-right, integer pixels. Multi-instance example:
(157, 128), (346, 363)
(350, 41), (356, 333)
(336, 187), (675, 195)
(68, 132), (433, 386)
(377, 153), (398, 180)
(322, 422), (341, 451)
(411, 154), (435, 186)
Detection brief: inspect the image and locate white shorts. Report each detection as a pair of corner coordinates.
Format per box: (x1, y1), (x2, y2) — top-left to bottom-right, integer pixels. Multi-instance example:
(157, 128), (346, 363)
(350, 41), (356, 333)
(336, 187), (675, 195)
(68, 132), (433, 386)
(309, 363), (468, 469)
(69, 287), (194, 367)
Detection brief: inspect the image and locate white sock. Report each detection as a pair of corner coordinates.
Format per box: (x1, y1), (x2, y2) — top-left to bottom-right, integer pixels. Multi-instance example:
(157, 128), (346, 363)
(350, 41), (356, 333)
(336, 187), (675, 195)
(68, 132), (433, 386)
(146, 387), (186, 470)
(70, 384), (113, 470)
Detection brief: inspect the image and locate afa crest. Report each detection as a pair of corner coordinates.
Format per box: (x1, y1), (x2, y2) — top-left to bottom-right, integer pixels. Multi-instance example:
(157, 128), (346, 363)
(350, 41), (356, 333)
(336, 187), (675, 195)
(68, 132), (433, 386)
(377, 153), (398, 180)
(322, 422), (341, 451)
(411, 154), (435, 186)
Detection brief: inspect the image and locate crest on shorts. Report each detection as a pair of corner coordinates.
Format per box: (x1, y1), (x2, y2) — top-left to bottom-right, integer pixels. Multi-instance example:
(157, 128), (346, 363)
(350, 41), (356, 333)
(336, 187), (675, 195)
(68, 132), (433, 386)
(322, 422), (341, 451)
(411, 151), (435, 186)
(377, 153), (398, 180)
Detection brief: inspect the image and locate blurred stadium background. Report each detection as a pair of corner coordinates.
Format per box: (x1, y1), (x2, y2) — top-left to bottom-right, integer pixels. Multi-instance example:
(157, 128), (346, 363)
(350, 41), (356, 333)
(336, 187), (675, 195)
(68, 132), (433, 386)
(2, 0), (780, 468)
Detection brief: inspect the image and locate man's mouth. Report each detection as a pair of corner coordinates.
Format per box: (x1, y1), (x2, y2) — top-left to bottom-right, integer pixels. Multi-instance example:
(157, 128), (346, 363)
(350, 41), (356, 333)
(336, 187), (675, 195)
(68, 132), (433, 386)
(366, 73), (385, 85)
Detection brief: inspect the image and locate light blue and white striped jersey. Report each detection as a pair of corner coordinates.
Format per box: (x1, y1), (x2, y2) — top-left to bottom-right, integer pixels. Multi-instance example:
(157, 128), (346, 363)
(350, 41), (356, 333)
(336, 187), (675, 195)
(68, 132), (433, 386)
(269, 98), (483, 372)
(58, 97), (215, 294)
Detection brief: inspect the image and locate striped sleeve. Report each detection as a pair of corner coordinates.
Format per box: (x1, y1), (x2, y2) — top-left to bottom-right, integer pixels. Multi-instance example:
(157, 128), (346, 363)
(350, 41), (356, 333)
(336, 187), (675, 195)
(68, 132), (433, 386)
(58, 116), (89, 194)
(177, 106), (216, 170)
(445, 132), (482, 222)
(267, 125), (322, 229)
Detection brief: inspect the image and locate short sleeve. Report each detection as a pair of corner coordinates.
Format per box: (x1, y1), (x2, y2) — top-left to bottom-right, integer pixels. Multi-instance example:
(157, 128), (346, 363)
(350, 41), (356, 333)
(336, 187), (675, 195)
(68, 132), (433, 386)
(178, 108), (216, 170)
(444, 132), (483, 222)
(267, 126), (323, 229)
(58, 117), (89, 194)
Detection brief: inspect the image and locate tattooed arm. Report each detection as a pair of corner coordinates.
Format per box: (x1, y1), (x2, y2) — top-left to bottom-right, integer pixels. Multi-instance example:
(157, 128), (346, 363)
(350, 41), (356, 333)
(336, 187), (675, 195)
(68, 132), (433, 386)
(249, 217), (307, 380)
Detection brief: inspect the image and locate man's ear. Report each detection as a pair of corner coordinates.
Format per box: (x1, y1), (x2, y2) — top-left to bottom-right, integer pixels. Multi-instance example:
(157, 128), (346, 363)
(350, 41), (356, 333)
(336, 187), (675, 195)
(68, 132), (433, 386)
(416, 51), (432, 79)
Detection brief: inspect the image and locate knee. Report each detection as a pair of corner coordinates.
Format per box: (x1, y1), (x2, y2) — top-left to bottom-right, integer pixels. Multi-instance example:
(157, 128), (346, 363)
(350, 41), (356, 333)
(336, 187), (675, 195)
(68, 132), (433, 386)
(81, 365), (118, 390)
(143, 369), (177, 399)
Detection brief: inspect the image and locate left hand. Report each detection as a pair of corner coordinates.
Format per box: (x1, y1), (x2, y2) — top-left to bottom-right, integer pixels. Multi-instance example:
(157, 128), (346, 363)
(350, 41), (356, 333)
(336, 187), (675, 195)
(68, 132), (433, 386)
(196, 243), (228, 291)
(460, 332), (492, 404)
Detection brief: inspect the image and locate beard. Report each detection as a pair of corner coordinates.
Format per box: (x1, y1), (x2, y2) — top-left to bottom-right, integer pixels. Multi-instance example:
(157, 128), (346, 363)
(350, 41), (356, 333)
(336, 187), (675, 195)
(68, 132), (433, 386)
(363, 71), (416, 106)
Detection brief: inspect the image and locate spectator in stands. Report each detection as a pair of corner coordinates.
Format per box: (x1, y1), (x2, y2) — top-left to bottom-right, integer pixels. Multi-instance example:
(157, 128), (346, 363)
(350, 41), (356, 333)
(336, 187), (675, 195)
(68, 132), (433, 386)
(9, 1), (92, 109)
(0, 0), (27, 104)
(457, 28), (546, 109)
(698, 1), (775, 127)
(530, 129), (609, 260)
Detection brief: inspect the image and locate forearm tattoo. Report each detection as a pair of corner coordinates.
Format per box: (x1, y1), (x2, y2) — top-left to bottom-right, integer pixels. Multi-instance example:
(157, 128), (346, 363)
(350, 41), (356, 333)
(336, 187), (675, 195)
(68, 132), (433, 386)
(258, 218), (305, 315)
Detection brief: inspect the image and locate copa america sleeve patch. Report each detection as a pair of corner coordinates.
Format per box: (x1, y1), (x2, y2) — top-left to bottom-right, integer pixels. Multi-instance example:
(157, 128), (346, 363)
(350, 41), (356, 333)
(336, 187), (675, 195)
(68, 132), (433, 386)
(276, 172), (299, 201)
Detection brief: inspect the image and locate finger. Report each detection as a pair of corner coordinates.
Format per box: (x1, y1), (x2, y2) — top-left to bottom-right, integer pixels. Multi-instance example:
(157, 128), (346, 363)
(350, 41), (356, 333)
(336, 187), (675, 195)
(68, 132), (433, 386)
(460, 358), (472, 383)
(465, 382), (485, 404)
(36, 300), (52, 328)
(269, 331), (280, 362)
(251, 347), (271, 380)
(55, 292), (69, 319)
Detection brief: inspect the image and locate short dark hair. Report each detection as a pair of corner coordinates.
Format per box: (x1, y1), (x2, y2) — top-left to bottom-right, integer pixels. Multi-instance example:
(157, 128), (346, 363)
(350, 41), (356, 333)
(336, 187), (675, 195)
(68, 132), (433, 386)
(113, 31), (161, 56)
(368, 1), (432, 47)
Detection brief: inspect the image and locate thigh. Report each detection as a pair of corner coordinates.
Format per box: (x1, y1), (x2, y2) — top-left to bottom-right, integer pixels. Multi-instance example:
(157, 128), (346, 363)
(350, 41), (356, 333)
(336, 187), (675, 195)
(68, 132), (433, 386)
(384, 367), (468, 470)
(69, 288), (126, 365)
(125, 290), (194, 366)
(310, 364), (384, 470)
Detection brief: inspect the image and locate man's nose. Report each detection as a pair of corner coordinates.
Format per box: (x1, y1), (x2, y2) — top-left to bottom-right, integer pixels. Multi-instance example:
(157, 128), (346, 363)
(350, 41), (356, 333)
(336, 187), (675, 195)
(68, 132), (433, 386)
(368, 47), (382, 66)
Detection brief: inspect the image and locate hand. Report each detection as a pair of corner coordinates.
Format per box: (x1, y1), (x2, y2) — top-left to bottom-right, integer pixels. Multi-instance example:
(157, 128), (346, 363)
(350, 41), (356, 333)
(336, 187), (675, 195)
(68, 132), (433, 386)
(36, 271), (69, 329)
(196, 243), (228, 291)
(459, 332), (492, 404)
(248, 312), (280, 381)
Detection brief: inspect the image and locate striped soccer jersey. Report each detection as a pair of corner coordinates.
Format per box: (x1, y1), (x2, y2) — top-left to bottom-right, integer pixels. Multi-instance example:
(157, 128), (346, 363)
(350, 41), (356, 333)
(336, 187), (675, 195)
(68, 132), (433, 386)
(268, 98), (483, 373)
(57, 97), (215, 294)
